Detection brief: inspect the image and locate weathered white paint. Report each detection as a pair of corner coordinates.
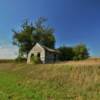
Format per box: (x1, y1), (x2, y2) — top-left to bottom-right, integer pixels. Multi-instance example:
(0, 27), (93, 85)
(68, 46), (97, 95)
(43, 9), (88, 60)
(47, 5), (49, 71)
(27, 43), (45, 64)
(27, 43), (59, 64)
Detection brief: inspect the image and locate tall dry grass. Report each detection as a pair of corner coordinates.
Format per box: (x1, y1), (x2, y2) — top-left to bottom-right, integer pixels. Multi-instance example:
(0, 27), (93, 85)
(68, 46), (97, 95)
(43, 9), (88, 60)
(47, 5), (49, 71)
(0, 60), (100, 99)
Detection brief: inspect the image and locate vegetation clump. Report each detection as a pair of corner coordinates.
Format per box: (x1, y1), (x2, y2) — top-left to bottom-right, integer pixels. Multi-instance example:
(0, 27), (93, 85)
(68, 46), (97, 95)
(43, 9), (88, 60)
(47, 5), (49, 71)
(58, 44), (89, 61)
(31, 55), (41, 64)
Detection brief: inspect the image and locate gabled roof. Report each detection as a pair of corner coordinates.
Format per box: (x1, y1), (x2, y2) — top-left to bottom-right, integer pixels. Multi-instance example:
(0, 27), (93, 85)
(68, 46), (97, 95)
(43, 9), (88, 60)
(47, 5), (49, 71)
(36, 43), (60, 53)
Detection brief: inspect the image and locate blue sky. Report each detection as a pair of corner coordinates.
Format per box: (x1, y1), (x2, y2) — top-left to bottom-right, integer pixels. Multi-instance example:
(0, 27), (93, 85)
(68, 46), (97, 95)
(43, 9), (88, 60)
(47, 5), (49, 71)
(0, 0), (100, 58)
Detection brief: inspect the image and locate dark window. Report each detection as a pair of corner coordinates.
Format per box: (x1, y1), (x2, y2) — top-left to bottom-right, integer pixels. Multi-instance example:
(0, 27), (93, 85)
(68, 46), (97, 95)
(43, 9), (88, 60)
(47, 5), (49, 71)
(37, 53), (40, 58)
(31, 54), (34, 58)
(31, 54), (34, 61)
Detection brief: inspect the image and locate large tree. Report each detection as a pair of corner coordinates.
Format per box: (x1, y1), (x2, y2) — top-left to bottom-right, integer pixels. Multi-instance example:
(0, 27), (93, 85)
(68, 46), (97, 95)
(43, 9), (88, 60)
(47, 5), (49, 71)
(13, 17), (56, 58)
(33, 17), (55, 48)
(13, 21), (34, 58)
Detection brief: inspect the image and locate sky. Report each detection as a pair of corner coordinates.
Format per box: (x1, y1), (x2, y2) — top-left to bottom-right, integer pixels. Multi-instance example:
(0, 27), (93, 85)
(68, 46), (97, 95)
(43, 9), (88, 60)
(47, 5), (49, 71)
(0, 0), (100, 59)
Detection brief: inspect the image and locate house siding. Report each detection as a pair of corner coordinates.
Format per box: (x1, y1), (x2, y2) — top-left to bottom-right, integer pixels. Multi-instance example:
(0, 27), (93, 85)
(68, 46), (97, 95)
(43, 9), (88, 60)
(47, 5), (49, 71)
(27, 43), (59, 64)
(27, 43), (45, 64)
(45, 51), (59, 63)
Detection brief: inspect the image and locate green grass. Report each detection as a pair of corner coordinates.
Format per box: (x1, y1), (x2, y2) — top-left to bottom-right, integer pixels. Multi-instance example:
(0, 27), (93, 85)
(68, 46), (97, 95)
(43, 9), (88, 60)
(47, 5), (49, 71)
(0, 63), (100, 100)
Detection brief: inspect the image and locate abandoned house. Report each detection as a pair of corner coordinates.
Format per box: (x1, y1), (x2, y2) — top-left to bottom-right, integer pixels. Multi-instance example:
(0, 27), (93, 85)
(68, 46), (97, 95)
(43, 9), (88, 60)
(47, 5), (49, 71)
(27, 43), (59, 64)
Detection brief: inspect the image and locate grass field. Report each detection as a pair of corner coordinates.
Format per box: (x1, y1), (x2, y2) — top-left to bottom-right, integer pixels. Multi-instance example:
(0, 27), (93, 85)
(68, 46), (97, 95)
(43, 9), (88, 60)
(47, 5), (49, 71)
(0, 60), (100, 100)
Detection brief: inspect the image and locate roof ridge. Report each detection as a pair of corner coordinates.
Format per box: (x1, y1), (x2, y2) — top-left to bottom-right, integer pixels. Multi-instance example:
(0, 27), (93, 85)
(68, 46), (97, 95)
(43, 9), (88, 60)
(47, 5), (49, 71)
(37, 43), (59, 53)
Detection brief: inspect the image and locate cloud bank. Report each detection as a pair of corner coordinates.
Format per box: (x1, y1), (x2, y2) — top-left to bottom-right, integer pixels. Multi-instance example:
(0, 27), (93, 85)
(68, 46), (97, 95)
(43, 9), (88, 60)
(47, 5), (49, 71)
(0, 46), (18, 59)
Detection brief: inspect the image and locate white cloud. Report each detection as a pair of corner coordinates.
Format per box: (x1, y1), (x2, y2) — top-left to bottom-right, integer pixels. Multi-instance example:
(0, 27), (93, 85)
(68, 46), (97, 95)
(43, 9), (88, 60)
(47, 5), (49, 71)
(0, 46), (18, 59)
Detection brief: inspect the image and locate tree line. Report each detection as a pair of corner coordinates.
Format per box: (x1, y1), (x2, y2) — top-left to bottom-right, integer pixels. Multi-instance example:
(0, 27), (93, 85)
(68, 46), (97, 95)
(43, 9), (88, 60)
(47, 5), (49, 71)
(58, 44), (89, 61)
(13, 17), (89, 61)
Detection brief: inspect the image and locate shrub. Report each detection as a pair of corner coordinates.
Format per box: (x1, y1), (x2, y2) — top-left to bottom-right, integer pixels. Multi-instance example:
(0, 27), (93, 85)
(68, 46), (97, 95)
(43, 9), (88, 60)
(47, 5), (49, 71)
(15, 56), (26, 63)
(58, 44), (89, 61)
(73, 44), (89, 60)
(58, 46), (74, 61)
(31, 55), (41, 64)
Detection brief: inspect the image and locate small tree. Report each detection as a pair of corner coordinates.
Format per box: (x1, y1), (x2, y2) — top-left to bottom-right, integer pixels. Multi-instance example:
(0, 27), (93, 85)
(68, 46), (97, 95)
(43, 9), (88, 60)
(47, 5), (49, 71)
(58, 46), (74, 61)
(73, 44), (89, 60)
(58, 44), (89, 61)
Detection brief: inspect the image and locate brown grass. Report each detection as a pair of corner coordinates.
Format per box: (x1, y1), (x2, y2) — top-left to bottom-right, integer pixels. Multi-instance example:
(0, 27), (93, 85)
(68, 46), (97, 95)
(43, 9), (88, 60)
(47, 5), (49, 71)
(0, 59), (100, 99)
(57, 58), (100, 66)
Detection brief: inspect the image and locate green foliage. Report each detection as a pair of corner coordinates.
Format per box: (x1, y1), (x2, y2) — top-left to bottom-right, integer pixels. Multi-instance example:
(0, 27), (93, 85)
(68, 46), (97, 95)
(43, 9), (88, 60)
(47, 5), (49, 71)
(31, 55), (41, 64)
(33, 17), (55, 49)
(13, 21), (34, 57)
(13, 17), (56, 58)
(15, 56), (26, 63)
(58, 46), (74, 61)
(73, 44), (89, 60)
(58, 44), (89, 61)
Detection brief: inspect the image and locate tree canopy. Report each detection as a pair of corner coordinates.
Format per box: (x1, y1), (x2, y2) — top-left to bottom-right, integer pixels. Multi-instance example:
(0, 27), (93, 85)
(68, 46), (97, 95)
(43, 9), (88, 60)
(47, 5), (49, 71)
(58, 44), (89, 61)
(13, 17), (56, 58)
(73, 44), (89, 60)
(58, 46), (74, 61)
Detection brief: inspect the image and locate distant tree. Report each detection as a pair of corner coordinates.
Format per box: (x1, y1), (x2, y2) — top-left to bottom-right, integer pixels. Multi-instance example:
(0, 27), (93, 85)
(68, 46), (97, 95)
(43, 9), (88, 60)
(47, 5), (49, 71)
(13, 17), (56, 58)
(73, 44), (89, 60)
(58, 46), (74, 61)
(58, 44), (89, 61)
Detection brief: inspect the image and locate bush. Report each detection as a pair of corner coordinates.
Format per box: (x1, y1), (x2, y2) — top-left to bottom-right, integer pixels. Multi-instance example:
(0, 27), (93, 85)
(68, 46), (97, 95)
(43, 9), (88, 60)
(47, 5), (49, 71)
(58, 44), (89, 61)
(15, 56), (26, 63)
(31, 55), (41, 64)
(73, 44), (89, 60)
(0, 60), (15, 63)
(58, 46), (74, 61)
